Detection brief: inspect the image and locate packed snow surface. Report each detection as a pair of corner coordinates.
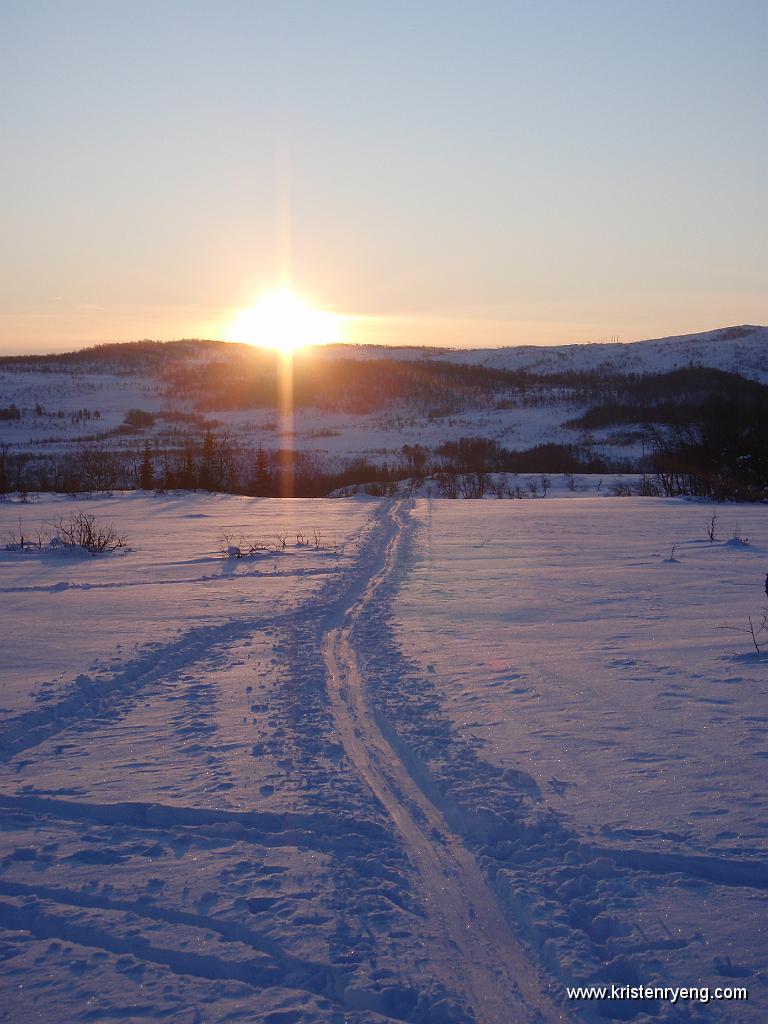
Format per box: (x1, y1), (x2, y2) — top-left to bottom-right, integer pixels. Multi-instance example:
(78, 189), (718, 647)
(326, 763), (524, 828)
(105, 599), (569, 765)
(0, 492), (766, 1023)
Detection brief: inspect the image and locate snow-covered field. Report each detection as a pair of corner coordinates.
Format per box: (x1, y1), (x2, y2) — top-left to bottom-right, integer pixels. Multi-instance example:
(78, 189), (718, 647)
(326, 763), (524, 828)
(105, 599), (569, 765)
(1, 492), (766, 1023)
(0, 366), (586, 462)
(389, 500), (768, 1014)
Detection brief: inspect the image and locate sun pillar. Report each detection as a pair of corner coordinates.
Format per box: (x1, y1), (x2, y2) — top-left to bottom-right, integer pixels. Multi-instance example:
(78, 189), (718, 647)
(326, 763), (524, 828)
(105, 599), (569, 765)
(277, 349), (295, 497)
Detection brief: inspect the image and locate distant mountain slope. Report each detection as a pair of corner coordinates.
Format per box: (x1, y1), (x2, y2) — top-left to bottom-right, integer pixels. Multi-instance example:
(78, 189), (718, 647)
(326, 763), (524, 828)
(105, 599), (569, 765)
(3, 324), (766, 382)
(328, 324), (768, 381)
(2, 324), (766, 498)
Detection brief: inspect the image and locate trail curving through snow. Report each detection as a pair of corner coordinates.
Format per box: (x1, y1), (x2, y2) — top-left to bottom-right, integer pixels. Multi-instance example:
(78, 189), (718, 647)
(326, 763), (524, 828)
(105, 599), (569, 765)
(322, 500), (567, 1024)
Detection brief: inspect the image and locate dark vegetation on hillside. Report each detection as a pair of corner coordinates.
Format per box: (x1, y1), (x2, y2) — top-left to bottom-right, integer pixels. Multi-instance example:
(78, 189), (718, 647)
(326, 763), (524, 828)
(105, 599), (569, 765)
(1, 343), (766, 500)
(565, 368), (768, 500)
(565, 367), (767, 428)
(0, 339), (225, 373)
(0, 338), (705, 411)
(0, 430), (630, 500)
(159, 352), (610, 415)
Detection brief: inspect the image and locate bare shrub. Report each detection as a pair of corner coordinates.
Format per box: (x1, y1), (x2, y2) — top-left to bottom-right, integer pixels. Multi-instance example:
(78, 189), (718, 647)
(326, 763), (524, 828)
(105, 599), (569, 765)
(490, 476), (509, 499)
(719, 609), (768, 655)
(4, 518), (46, 552)
(634, 476), (661, 496)
(458, 471), (489, 499)
(219, 528), (332, 558)
(609, 481), (633, 497)
(218, 531), (269, 558)
(707, 513), (719, 543)
(52, 511), (127, 553)
(435, 472), (459, 499)
(218, 531), (243, 558)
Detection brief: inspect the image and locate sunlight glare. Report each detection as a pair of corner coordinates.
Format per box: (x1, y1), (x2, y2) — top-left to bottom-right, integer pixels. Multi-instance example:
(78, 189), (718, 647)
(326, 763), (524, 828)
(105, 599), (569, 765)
(228, 291), (341, 352)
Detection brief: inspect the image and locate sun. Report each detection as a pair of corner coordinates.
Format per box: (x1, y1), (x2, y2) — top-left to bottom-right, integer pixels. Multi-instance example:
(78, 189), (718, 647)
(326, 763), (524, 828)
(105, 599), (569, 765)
(228, 291), (341, 353)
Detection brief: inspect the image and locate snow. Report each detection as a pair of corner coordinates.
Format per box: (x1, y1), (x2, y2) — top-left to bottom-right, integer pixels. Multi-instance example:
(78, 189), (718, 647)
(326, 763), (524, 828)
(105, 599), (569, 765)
(2, 324), (767, 475)
(385, 499), (768, 1017)
(1, 491), (767, 1022)
(334, 325), (768, 382)
(0, 493), (370, 728)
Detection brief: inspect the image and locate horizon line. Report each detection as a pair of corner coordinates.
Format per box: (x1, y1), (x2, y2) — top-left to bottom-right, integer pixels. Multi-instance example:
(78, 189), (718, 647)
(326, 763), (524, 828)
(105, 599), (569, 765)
(1, 322), (765, 361)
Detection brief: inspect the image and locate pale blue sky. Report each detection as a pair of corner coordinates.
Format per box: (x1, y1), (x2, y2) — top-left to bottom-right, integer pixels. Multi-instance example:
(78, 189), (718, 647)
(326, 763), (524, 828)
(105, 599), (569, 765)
(2, 0), (766, 351)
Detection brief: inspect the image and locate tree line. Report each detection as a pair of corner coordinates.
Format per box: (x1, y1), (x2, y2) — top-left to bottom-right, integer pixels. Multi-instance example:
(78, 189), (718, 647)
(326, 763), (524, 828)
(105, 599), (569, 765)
(0, 429), (632, 500)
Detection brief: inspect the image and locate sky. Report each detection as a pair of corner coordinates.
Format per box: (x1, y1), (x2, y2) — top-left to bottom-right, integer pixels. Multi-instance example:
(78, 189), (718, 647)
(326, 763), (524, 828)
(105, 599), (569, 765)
(1, 0), (766, 354)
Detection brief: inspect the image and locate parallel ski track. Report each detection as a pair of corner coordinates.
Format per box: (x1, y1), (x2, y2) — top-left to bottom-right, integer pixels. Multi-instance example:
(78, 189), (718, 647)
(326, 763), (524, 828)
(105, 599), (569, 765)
(322, 500), (568, 1024)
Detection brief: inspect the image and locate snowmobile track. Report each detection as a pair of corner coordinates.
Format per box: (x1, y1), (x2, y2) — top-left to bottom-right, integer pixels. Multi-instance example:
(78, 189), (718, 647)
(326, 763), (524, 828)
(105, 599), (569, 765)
(322, 500), (568, 1024)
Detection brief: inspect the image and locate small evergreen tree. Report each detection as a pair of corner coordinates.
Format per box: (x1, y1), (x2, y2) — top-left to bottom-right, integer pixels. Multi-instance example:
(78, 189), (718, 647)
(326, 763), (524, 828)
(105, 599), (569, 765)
(0, 444), (8, 495)
(199, 431), (215, 490)
(249, 444), (272, 496)
(139, 440), (154, 490)
(177, 438), (196, 490)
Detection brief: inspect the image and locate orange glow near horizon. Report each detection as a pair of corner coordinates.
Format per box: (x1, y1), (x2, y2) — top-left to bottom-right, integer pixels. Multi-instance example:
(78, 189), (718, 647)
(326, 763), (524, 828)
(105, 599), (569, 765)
(227, 290), (342, 353)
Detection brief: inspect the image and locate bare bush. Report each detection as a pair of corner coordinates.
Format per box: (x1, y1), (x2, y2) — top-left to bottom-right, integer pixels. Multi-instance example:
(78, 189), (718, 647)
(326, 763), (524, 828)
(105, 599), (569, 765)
(609, 481), (633, 497)
(707, 513), (719, 543)
(219, 528), (333, 559)
(634, 476), (661, 496)
(719, 609), (768, 655)
(66, 446), (123, 494)
(435, 472), (459, 499)
(6, 512), (126, 554)
(457, 471), (489, 499)
(218, 531), (269, 558)
(4, 518), (46, 552)
(52, 511), (127, 553)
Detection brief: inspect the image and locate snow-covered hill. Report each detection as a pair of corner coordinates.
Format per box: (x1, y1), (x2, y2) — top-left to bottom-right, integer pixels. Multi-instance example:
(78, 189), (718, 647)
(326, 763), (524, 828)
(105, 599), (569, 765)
(328, 324), (768, 381)
(1, 325), (766, 495)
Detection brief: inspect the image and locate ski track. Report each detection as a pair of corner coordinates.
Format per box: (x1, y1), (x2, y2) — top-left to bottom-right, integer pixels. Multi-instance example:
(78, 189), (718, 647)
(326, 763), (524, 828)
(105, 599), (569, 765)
(0, 612), (291, 760)
(0, 495), (574, 1022)
(9, 494), (757, 1020)
(0, 500), (449, 1023)
(322, 501), (567, 1024)
(0, 563), (341, 595)
(1, 497), (766, 1020)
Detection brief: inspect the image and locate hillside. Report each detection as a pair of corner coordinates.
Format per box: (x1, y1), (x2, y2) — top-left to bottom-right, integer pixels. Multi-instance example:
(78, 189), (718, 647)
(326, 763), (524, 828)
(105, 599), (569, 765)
(327, 324), (768, 380)
(1, 325), (766, 498)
